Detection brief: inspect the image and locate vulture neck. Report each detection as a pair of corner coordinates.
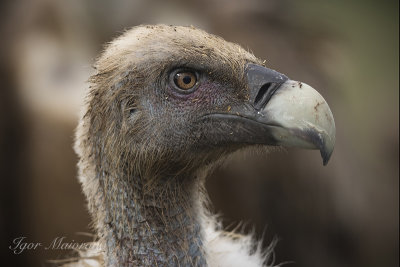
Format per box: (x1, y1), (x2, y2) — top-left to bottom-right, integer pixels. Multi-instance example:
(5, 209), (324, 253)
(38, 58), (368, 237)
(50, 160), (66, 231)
(99, 168), (207, 266)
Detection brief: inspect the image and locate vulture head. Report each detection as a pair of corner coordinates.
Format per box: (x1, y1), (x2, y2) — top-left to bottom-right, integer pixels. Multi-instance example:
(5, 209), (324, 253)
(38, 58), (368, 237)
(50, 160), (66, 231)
(75, 25), (335, 267)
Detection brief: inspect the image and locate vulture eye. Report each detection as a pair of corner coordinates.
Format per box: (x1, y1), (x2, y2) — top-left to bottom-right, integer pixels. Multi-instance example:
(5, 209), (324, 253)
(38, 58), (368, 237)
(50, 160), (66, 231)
(172, 70), (198, 92)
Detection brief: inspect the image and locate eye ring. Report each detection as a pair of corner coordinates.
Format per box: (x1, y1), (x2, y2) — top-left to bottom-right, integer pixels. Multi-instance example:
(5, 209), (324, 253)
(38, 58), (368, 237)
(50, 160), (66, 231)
(170, 69), (199, 93)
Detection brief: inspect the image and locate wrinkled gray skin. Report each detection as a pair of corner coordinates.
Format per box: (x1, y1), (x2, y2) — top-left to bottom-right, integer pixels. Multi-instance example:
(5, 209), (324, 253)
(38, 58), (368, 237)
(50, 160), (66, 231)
(75, 25), (335, 266)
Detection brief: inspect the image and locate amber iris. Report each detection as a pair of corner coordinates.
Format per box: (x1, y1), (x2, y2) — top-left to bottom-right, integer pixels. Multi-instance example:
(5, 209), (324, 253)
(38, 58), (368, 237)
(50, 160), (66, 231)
(173, 72), (197, 90)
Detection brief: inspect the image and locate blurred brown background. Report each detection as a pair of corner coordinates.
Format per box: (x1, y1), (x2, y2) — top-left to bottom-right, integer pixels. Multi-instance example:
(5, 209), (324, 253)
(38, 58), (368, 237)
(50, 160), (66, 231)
(0, 0), (398, 266)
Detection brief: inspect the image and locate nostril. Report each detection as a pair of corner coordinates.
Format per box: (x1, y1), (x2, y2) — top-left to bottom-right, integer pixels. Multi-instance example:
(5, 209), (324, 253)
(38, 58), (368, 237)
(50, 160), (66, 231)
(254, 83), (272, 106)
(253, 82), (277, 110)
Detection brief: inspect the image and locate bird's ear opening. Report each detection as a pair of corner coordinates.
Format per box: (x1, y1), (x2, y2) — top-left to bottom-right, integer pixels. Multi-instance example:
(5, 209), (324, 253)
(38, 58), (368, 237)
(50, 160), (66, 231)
(129, 108), (136, 116)
(121, 97), (138, 119)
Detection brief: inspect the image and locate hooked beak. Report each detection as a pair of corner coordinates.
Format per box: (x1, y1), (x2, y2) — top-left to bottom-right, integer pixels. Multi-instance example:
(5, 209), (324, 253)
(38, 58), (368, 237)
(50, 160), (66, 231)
(200, 64), (336, 165)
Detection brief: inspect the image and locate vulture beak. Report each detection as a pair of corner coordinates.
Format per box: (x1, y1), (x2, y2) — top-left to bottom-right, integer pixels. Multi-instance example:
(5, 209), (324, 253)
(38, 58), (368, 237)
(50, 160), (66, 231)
(201, 64), (336, 165)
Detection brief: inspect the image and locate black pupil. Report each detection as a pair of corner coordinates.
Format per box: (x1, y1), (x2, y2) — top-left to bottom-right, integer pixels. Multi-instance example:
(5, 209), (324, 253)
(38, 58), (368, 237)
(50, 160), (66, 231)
(182, 75), (192, 84)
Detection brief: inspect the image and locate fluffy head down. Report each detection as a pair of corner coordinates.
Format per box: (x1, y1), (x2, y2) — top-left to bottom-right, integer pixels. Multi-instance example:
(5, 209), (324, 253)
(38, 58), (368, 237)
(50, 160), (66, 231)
(78, 25), (261, 179)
